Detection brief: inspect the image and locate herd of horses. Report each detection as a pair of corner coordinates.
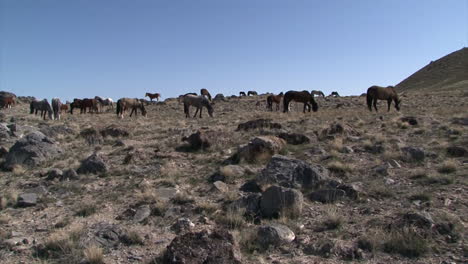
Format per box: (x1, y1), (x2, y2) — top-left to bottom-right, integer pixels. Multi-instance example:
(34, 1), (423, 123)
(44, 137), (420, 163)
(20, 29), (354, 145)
(2, 85), (401, 120)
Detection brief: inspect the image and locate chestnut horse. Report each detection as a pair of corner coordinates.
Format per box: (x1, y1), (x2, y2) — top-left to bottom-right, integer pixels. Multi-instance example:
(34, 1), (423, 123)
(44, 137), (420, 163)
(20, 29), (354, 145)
(200, 88), (212, 101)
(283, 90), (318, 113)
(116, 98), (147, 118)
(145, 93), (160, 102)
(266, 92), (284, 111)
(0, 97), (15, 108)
(366, 85), (401, 112)
(183, 95), (213, 118)
(70, 98), (98, 114)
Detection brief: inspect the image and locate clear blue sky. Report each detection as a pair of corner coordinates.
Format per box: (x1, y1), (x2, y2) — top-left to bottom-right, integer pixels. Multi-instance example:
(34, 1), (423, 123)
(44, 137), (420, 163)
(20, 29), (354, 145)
(1, 0), (467, 101)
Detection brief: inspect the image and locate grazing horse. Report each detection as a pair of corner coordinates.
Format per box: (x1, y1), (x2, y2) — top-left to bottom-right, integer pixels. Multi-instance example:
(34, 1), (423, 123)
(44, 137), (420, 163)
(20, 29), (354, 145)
(30, 99), (53, 120)
(247, 91), (258, 96)
(70, 99), (82, 114)
(51, 98), (62, 120)
(366, 85), (401, 112)
(0, 97), (15, 108)
(200, 88), (212, 101)
(283, 90), (318, 113)
(81, 98), (99, 114)
(330, 91), (340, 97)
(239, 92), (246, 96)
(266, 92), (284, 111)
(60, 104), (69, 112)
(116, 98), (147, 118)
(183, 95), (213, 118)
(311, 90), (325, 97)
(95, 96), (114, 111)
(145, 93), (161, 102)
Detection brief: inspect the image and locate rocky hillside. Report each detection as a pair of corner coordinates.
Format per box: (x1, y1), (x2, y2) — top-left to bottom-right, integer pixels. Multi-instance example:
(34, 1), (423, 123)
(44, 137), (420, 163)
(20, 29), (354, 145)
(0, 90), (466, 264)
(396, 47), (468, 91)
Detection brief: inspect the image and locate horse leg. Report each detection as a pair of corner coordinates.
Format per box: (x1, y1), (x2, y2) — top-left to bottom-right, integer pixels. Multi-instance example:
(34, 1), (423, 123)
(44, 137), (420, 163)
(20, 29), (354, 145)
(193, 107), (199, 118)
(130, 108), (135, 117)
(373, 99), (378, 112)
(387, 99), (392, 111)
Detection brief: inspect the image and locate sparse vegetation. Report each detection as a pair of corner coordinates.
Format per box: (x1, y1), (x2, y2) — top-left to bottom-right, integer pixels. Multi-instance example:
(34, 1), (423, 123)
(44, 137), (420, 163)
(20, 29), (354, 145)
(437, 160), (457, 174)
(383, 228), (429, 258)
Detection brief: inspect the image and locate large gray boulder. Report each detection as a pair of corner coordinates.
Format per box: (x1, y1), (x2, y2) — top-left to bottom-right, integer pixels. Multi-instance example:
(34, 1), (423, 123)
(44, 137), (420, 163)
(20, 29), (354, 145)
(256, 155), (329, 190)
(260, 185), (303, 218)
(4, 131), (63, 170)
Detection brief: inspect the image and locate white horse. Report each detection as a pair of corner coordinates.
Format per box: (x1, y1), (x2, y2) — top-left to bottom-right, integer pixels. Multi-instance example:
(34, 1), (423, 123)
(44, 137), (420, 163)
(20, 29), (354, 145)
(51, 98), (62, 120)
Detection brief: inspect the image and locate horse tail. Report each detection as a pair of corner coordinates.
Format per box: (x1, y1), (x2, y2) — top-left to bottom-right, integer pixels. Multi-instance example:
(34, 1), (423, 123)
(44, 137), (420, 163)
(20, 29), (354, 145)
(366, 91), (373, 111)
(283, 94), (289, 113)
(116, 100), (122, 116)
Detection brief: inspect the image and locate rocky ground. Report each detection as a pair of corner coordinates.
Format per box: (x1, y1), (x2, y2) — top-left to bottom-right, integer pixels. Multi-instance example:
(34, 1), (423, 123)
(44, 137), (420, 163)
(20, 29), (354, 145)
(0, 89), (466, 264)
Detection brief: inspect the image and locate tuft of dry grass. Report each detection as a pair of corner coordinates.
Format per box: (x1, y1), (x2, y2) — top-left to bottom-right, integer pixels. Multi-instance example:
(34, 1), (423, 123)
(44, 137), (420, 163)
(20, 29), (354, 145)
(75, 204), (98, 217)
(122, 230), (145, 246)
(327, 160), (353, 175)
(437, 160), (457, 174)
(83, 246), (105, 264)
(321, 206), (344, 230)
(383, 228), (429, 258)
(216, 207), (246, 230)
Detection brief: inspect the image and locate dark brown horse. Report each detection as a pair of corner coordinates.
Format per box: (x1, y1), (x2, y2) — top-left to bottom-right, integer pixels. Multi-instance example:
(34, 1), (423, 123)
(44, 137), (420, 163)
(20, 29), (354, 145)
(71, 98), (99, 114)
(30, 99), (53, 120)
(200, 88), (212, 101)
(366, 85), (401, 112)
(239, 91), (246, 96)
(266, 92), (284, 111)
(116, 98), (147, 118)
(247, 91), (258, 96)
(329, 91), (340, 97)
(311, 90), (325, 97)
(283, 90), (318, 113)
(145, 92), (160, 102)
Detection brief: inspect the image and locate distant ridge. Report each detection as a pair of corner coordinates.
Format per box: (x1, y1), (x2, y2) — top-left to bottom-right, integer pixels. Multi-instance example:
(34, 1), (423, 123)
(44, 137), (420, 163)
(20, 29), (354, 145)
(396, 47), (468, 91)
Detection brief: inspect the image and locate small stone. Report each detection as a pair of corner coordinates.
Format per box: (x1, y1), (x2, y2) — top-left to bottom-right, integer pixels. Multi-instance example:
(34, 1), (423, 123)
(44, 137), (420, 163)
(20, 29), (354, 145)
(257, 224), (295, 247)
(17, 193), (38, 207)
(213, 181), (229, 193)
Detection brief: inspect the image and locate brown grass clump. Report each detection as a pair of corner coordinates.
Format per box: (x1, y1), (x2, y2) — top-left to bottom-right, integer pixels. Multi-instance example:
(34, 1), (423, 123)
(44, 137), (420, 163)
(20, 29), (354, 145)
(83, 246), (105, 264)
(321, 206), (344, 230)
(383, 228), (429, 258)
(215, 207), (246, 230)
(437, 160), (457, 174)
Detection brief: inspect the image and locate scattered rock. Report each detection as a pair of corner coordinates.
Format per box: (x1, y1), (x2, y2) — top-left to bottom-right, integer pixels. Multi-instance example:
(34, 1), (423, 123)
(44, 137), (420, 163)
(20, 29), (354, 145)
(336, 243), (364, 261)
(402, 212), (434, 229)
(62, 168), (79, 181)
(155, 186), (180, 201)
(336, 183), (363, 200)
(402, 146), (425, 162)
(451, 117), (468, 126)
(236, 119), (282, 131)
(309, 189), (346, 203)
(260, 185), (303, 218)
(39, 125), (75, 139)
(239, 180), (262, 193)
(278, 133), (310, 145)
(81, 222), (125, 249)
(171, 218), (195, 234)
(133, 205), (151, 223)
(0, 123), (11, 141)
(256, 155), (328, 190)
(17, 193), (38, 207)
(401, 116), (418, 126)
(80, 127), (103, 145)
(341, 146), (354, 153)
(364, 144), (385, 154)
(234, 136), (286, 163)
(213, 94), (226, 101)
(4, 131), (63, 170)
(46, 168), (63, 181)
(387, 159), (402, 168)
(320, 122), (360, 140)
(374, 164), (389, 176)
(100, 125), (130, 138)
(163, 229), (242, 264)
(228, 193), (261, 218)
(182, 130), (211, 150)
(257, 224), (295, 247)
(447, 146), (467, 157)
(77, 152), (108, 174)
(213, 181), (229, 193)
(0, 146), (8, 158)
